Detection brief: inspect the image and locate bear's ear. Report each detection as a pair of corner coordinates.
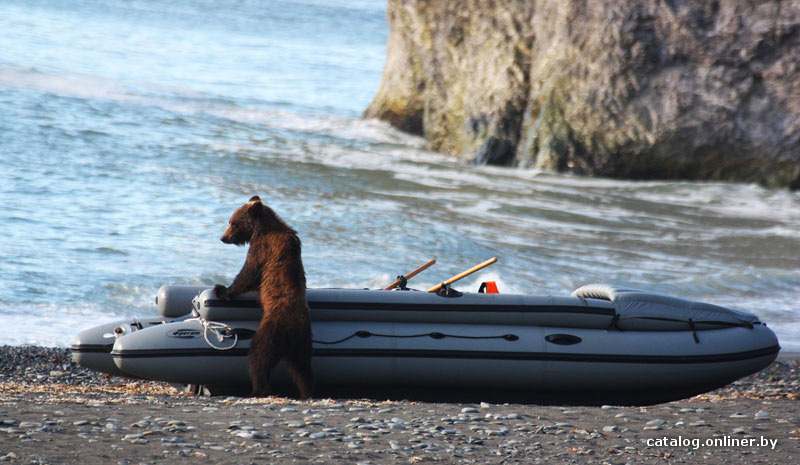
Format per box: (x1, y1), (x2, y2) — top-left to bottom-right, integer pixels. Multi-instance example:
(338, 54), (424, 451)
(248, 195), (261, 203)
(247, 200), (263, 218)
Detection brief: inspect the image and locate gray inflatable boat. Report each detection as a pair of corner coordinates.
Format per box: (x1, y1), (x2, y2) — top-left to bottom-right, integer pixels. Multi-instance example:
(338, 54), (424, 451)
(71, 285), (207, 376)
(72, 284), (779, 404)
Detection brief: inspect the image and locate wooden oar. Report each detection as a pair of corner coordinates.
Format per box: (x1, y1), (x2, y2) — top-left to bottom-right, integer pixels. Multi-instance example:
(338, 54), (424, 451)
(427, 257), (498, 293)
(383, 258), (437, 290)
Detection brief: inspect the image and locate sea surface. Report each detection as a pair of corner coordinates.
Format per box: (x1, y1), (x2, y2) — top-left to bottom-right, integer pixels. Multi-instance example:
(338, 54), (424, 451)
(1, 0), (799, 350)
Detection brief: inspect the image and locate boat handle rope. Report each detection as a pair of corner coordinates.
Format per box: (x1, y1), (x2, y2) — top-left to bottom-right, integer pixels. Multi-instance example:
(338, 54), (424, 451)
(607, 315), (754, 344)
(189, 318), (519, 350)
(312, 330), (519, 345)
(189, 318), (240, 351)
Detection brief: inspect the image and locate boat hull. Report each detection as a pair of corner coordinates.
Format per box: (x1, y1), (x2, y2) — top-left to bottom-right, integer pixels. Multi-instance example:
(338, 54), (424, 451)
(109, 317), (779, 403)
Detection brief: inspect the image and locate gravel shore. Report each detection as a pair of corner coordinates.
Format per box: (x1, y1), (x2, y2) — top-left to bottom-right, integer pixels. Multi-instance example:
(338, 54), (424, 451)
(0, 346), (798, 464)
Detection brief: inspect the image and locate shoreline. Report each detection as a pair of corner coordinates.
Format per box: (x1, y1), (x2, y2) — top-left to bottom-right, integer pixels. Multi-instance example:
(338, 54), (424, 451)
(1, 346), (798, 464)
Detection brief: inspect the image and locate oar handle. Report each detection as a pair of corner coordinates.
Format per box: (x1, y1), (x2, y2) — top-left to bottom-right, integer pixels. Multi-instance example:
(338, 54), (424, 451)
(427, 257), (498, 293)
(384, 258), (437, 290)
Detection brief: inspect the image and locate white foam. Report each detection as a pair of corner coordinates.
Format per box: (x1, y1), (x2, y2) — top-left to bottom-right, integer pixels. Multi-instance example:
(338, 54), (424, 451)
(0, 302), (137, 347)
(0, 67), (137, 103)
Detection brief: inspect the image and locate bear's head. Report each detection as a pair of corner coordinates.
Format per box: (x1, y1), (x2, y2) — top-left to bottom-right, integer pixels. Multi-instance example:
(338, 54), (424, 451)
(220, 196), (266, 245)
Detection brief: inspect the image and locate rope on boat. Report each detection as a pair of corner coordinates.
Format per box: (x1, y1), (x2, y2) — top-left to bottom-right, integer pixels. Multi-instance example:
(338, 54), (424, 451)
(191, 318), (239, 351)
(190, 317), (519, 350)
(604, 314), (755, 344)
(312, 330), (519, 345)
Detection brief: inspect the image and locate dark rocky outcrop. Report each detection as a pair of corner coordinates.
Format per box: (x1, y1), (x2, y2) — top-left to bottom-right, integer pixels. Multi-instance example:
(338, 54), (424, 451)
(365, 0), (800, 188)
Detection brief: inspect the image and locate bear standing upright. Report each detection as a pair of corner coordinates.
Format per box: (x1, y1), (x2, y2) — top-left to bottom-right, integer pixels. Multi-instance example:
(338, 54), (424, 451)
(215, 196), (313, 398)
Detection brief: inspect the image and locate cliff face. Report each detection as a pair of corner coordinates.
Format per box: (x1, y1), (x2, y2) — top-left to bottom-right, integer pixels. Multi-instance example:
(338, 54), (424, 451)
(365, 0), (800, 188)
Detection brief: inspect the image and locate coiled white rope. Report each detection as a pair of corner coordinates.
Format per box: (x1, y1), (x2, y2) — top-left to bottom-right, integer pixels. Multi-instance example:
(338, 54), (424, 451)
(190, 318), (239, 351)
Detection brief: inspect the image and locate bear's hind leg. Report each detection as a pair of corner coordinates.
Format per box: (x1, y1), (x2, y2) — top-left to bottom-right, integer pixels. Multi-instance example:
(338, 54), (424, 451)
(249, 351), (279, 397)
(287, 355), (313, 400)
(249, 329), (280, 397)
(287, 333), (313, 399)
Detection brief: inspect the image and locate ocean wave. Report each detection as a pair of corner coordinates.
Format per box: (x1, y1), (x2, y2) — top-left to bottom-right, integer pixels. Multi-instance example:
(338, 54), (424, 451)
(72, 247), (129, 256)
(0, 66), (421, 150)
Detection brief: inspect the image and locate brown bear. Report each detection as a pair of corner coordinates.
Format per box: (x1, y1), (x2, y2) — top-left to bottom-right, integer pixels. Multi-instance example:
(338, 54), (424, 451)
(214, 196), (313, 399)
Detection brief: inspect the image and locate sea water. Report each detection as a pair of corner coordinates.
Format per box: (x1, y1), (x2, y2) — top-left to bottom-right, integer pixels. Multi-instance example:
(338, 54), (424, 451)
(1, 0), (799, 349)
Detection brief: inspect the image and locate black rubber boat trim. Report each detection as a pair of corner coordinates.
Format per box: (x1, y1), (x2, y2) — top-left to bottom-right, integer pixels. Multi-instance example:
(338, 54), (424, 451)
(70, 344), (114, 353)
(109, 344), (780, 364)
(203, 299), (615, 316)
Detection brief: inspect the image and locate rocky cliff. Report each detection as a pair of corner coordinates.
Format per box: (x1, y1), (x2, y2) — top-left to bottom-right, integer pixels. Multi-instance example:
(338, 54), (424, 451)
(365, 0), (800, 188)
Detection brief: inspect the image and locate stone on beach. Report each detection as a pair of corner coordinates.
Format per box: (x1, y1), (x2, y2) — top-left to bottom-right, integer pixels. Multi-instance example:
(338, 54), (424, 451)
(754, 410), (770, 421)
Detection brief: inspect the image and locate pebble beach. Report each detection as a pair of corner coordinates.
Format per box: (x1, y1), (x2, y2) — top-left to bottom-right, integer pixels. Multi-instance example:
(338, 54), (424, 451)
(0, 346), (798, 464)
(3, 3), (800, 465)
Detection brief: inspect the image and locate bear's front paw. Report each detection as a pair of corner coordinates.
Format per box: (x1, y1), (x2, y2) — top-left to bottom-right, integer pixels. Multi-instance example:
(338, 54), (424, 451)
(213, 284), (229, 300)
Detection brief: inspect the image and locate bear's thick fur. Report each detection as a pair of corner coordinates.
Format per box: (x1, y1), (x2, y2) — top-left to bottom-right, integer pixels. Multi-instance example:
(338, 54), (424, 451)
(215, 196), (313, 398)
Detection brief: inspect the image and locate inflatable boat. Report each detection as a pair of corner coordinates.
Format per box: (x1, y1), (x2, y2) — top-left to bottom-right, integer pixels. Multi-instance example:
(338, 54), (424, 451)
(72, 283), (780, 403)
(71, 285), (206, 376)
